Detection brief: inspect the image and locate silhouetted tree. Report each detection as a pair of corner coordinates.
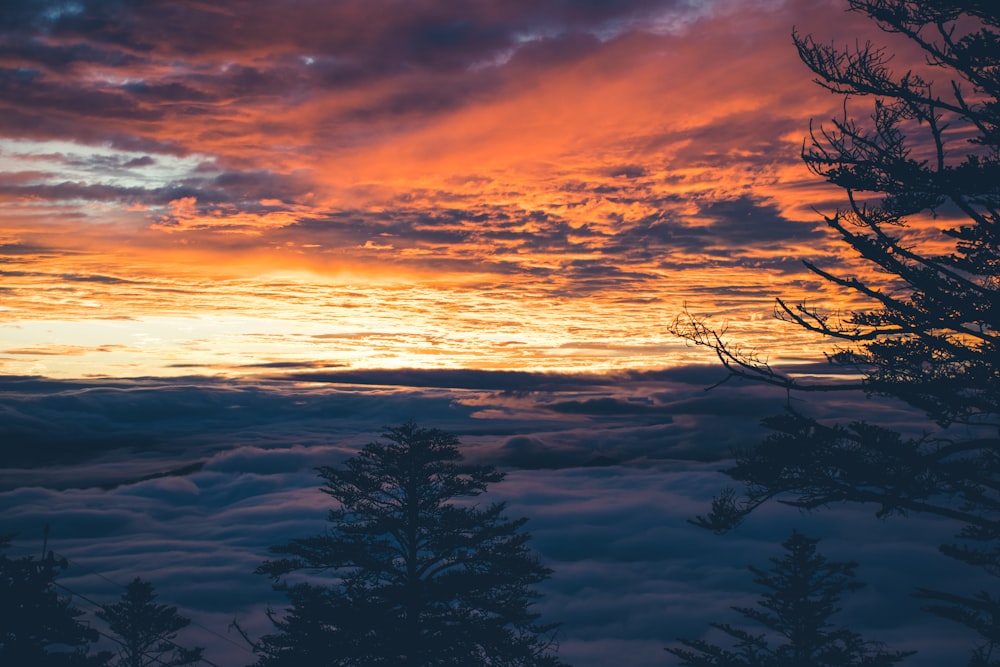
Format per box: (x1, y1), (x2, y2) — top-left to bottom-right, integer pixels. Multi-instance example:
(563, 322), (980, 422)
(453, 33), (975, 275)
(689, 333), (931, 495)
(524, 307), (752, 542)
(97, 577), (204, 667)
(674, 0), (999, 426)
(669, 0), (1000, 661)
(0, 534), (111, 666)
(247, 422), (567, 667)
(666, 531), (913, 667)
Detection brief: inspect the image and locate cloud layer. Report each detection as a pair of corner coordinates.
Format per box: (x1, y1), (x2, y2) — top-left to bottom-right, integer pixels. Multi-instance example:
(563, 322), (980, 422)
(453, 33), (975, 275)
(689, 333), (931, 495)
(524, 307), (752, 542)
(0, 370), (980, 665)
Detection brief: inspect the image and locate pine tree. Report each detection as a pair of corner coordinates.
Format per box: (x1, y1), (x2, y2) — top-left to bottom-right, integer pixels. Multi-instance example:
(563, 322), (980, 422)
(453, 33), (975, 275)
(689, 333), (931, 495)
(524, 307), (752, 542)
(97, 577), (204, 667)
(247, 422), (567, 667)
(666, 531), (913, 667)
(0, 534), (111, 667)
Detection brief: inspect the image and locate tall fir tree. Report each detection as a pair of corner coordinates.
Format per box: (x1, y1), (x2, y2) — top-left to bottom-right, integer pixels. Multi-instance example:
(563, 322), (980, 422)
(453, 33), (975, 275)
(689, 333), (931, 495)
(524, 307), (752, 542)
(247, 422), (567, 667)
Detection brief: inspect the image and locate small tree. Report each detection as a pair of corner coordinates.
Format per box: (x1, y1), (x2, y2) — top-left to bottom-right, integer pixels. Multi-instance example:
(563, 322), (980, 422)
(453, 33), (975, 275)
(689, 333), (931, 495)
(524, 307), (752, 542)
(97, 577), (204, 667)
(0, 534), (111, 667)
(248, 422), (567, 667)
(666, 531), (913, 667)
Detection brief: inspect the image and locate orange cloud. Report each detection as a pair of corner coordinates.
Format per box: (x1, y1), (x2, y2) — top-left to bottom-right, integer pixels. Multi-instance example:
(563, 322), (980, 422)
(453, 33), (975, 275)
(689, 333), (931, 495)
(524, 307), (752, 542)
(0, 0), (936, 377)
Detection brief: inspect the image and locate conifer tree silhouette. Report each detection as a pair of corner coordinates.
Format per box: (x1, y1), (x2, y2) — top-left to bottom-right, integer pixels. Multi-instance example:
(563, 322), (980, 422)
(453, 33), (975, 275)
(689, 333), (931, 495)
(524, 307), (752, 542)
(667, 531), (913, 667)
(669, 1), (1000, 659)
(97, 577), (204, 667)
(0, 534), (111, 666)
(246, 422), (567, 667)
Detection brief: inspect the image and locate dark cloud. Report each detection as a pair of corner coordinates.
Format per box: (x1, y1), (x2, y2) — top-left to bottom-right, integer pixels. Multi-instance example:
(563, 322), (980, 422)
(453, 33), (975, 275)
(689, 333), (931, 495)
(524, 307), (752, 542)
(0, 268), (133, 285)
(0, 66), (163, 121)
(607, 164), (647, 179)
(0, 242), (62, 256)
(121, 80), (209, 103)
(235, 360), (336, 370)
(279, 368), (610, 391)
(0, 0), (676, 142)
(121, 155), (154, 168)
(0, 38), (142, 72)
(56, 272), (135, 284)
(0, 164), (313, 218)
(697, 195), (824, 245)
(543, 397), (670, 416)
(601, 194), (826, 271)
(0, 179), (149, 202)
(207, 169), (313, 202)
(248, 190), (825, 288)
(497, 435), (576, 469)
(7, 0), (672, 64)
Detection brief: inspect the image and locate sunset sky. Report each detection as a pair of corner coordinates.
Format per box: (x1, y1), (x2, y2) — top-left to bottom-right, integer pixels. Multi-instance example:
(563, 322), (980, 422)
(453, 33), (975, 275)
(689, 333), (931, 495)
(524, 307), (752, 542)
(0, 2), (977, 666)
(0, 0), (898, 378)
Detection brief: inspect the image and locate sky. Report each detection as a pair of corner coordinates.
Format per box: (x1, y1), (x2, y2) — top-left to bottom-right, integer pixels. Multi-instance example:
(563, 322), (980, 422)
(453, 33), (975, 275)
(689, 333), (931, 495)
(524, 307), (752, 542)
(0, 1), (985, 666)
(0, 0), (896, 378)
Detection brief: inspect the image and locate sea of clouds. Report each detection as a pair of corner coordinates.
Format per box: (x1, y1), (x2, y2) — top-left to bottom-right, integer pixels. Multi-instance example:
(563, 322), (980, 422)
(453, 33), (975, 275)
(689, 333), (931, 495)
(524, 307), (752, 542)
(0, 367), (981, 666)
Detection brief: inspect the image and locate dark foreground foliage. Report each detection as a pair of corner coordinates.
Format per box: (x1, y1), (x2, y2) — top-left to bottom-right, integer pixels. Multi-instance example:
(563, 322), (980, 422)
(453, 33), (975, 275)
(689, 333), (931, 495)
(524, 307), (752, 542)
(0, 534), (111, 666)
(246, 422), (568, 667)
(667, 531), (913, 667)
(97, 577), (203, 667)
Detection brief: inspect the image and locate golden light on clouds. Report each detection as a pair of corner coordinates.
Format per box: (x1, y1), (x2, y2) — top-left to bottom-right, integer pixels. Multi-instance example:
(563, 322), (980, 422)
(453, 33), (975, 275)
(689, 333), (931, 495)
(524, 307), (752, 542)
(0, 0), (919, 379)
